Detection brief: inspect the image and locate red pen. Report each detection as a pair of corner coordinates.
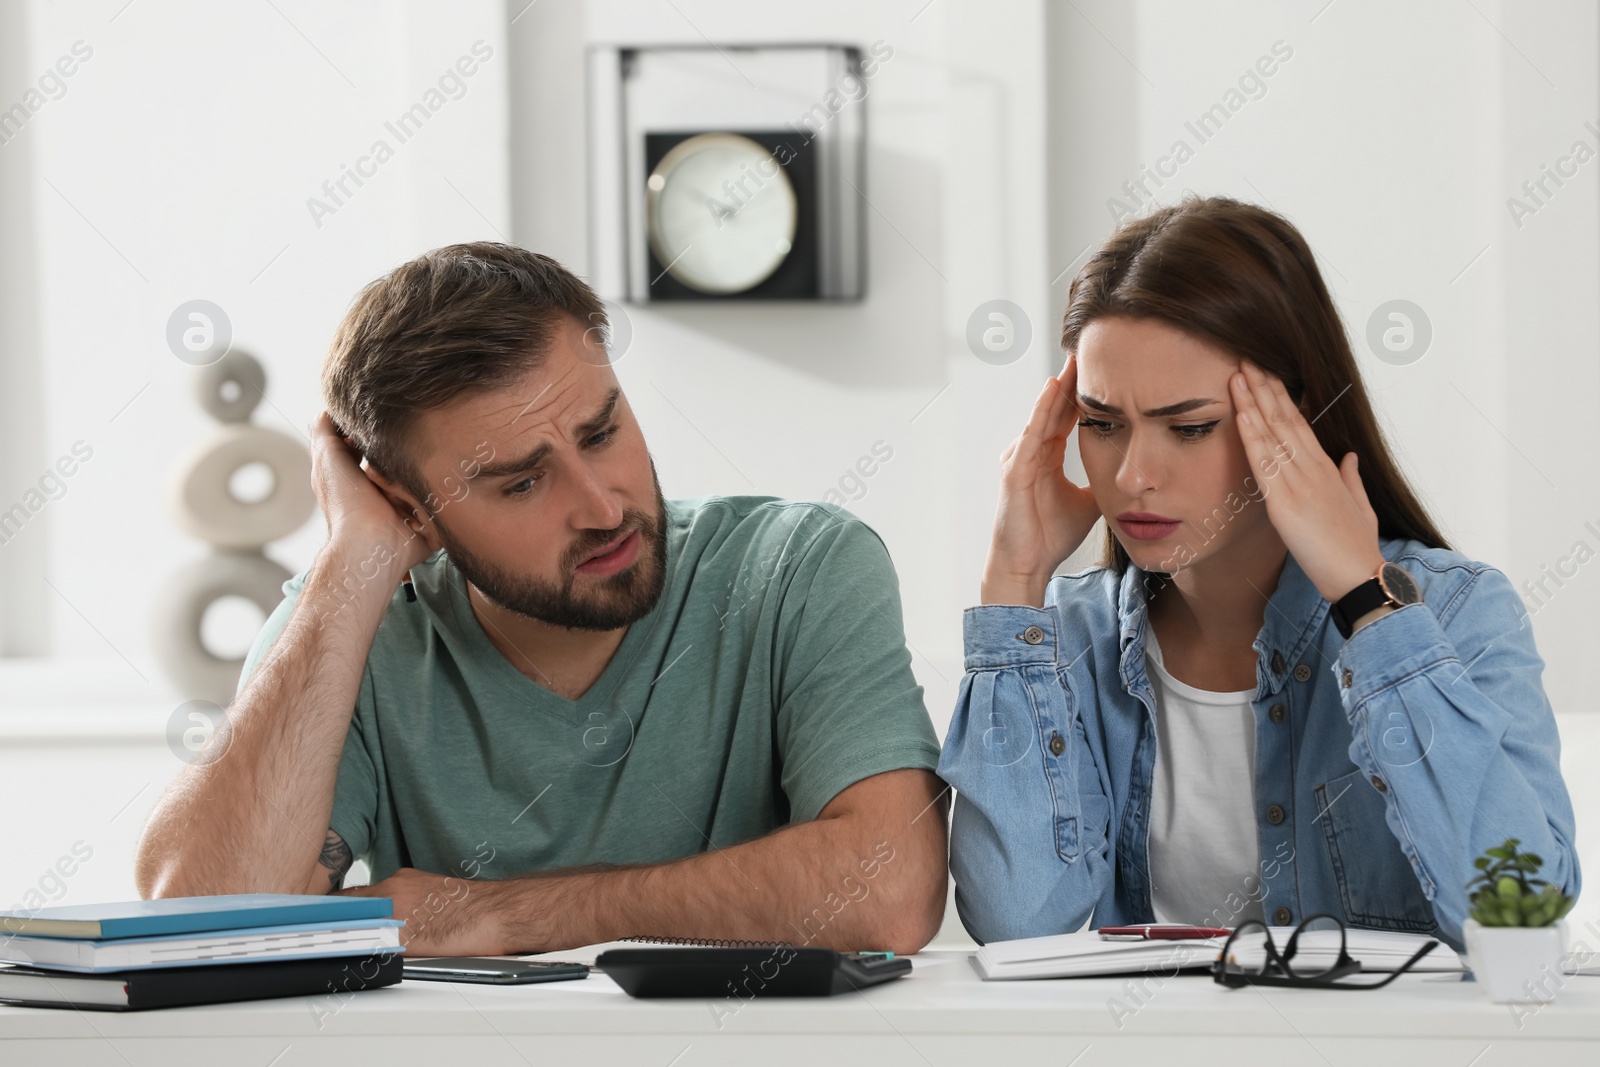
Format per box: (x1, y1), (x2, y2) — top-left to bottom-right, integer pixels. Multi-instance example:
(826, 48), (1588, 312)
(1098, 924), (1231, 941)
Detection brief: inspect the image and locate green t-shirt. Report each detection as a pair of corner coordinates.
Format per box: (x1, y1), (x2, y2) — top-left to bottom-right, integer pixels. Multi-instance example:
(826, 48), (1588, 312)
(238, 495), (940, 883)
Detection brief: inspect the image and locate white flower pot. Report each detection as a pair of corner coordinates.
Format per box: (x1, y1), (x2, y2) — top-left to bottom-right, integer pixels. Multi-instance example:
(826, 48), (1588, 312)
(1463, 919), (1568, 1003)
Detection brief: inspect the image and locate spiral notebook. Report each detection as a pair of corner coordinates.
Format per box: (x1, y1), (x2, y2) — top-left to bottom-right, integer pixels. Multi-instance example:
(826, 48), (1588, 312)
(972, 927), (1465, 980)
(619, 935), (793, 948)
(538, 934), (797, 964)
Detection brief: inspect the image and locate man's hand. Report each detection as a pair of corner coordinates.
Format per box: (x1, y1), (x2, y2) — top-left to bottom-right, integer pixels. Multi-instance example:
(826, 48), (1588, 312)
(335, 770), (948, 957)
(311, 412), (435, 576)
(340, 869), (514, 956)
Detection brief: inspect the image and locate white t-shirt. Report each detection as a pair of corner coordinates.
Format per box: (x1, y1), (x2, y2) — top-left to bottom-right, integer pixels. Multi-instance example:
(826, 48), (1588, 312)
(1144, 628), (1265, 927)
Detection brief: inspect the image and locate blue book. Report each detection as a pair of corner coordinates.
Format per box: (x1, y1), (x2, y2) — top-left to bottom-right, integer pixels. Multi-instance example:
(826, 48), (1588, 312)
(0, 894), (393, 941)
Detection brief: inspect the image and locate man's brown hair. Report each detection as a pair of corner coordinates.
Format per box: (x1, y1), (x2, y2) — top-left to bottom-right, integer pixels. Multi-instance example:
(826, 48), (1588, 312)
(322, 241), (606, 502)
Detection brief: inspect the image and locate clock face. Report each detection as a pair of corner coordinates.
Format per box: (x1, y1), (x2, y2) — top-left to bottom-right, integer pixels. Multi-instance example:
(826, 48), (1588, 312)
(645, 133), (798, 295)
(1379, 562), (1422, 606)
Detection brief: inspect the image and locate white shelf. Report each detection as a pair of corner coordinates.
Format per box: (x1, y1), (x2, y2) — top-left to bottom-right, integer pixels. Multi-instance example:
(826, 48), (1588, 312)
(0, 657), (184, 740)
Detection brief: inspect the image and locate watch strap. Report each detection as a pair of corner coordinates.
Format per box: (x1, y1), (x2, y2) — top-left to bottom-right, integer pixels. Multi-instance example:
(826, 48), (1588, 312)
(1329, 576), (1391, 639)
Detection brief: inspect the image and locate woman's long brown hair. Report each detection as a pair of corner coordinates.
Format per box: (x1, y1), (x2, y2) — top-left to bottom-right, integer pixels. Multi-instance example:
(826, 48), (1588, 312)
(1061, 196), (1451, 573)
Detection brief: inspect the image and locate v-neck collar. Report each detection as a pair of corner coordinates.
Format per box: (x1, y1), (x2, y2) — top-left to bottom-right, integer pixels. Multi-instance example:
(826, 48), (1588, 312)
(430, 518), (682, 727)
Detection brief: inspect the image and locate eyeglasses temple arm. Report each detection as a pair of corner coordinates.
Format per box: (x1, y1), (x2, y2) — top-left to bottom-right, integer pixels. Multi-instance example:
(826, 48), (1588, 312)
(1361, 939), (1441, 989)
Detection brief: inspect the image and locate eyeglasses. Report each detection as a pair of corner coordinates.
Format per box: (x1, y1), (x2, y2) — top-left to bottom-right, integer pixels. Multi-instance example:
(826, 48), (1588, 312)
(1211, 913), (1440, 990)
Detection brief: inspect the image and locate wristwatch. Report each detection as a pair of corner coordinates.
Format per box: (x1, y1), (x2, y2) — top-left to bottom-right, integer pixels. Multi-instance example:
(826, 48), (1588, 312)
(1329, 562), (1422, 639)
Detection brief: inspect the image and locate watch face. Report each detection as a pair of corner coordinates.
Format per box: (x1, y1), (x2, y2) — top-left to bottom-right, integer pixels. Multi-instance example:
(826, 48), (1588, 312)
(645, 132), (798, 295)
(1378, 562), (1422, 606)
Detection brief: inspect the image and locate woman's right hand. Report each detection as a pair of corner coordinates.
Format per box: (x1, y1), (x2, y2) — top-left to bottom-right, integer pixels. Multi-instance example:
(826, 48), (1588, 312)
(309, 412), (434, 575)
(982, 358), (1102, 606)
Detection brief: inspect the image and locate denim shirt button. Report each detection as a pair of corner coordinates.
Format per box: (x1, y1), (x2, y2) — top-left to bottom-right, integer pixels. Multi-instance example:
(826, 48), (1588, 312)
(1371, 775), (1388, 793)
(1341, 669), (1354, 688)
(1269, 703), (1286, 724)
(1293, 663), (1312, 682)
(1270, 651), (1285, 675)
(1021, 625), (1045, 645)
(1266, 803), (1286, 825)
(1274, 907), (1293, 925)
(1049, 731), (1066, 756)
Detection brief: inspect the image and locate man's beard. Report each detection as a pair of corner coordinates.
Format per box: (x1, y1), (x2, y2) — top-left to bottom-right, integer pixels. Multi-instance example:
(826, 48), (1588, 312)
(435, 465), (669, 632)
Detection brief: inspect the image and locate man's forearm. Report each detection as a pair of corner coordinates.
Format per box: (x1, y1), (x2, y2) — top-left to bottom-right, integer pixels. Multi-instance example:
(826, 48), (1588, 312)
(135, 541), (397, 898)
(483, 775), (949, 956)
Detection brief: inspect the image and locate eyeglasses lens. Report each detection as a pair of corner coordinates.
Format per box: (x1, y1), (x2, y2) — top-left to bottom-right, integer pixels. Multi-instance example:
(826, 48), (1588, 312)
(1283, 914), (1347, 980)
(1224, 923), (1275, 978)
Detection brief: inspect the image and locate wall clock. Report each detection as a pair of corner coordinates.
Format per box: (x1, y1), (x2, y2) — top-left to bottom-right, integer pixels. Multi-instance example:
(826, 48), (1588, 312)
(588, 45), (866, 303)
(646, 132), (798, 296)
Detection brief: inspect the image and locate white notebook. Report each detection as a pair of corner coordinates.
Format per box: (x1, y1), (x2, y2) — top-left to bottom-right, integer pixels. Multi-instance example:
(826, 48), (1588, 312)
(972, 927), (1466, 981)
(0, 918), (403, 973)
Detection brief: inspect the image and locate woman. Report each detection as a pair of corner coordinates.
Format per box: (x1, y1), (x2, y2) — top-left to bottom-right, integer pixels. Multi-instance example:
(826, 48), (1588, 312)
(939, 196), (1578, 950)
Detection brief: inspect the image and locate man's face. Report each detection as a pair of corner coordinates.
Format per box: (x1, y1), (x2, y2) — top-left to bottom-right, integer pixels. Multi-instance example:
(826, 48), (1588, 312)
(407, 315), (668, 631)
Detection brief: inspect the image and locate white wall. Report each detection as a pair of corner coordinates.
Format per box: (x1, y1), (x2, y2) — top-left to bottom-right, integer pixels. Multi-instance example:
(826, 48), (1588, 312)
(1, 0), (507, 909)
(2, 0), (1596, 944)
(9, 0), (509, 671)
(0, 0), (49, 656)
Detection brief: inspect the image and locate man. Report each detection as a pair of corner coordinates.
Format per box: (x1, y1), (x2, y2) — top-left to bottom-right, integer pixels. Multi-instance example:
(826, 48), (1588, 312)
(135, 243), (949, 956)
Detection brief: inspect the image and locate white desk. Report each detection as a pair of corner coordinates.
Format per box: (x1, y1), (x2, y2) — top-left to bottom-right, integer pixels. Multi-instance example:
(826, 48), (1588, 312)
(2, 947), (1598, 1066)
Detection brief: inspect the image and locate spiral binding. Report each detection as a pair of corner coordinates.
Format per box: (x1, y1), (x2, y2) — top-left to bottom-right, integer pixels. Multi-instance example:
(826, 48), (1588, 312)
(621, 934), (796, 949)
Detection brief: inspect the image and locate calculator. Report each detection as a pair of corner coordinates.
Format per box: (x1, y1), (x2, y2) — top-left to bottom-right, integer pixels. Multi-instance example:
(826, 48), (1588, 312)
(595, 946), (912, 997)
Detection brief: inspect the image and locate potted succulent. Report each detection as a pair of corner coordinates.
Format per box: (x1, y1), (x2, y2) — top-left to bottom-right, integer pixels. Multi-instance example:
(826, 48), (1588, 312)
(1462, 838), (1575, 1003)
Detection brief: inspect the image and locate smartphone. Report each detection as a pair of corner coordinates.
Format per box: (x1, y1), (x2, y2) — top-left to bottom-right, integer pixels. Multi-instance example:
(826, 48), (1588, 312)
(402, 957), (590, 985)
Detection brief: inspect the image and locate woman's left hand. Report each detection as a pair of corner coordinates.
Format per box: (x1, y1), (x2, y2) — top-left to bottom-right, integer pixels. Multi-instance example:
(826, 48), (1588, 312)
(1230, 361), (1385, 603)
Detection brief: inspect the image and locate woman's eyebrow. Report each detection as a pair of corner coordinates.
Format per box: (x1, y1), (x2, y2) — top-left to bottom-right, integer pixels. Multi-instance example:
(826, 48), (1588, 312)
(1077, 394), (1221, 417)
(1145, 397), (1222, 417)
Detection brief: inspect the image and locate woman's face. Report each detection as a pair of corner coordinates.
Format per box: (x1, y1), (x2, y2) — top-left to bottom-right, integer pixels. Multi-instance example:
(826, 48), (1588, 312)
(1074, 315), (1277, 576)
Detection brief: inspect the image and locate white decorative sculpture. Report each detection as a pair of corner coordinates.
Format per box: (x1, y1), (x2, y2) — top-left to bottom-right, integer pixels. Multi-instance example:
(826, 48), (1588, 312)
(152, 350), (314, 705)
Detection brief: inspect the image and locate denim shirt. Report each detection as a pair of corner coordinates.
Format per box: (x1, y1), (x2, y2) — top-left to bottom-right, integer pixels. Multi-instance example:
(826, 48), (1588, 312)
(938, 539), (1580, 951)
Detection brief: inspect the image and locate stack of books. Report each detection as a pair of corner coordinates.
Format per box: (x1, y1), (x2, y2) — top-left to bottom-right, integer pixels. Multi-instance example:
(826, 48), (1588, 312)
(0, 894), (404, 1011)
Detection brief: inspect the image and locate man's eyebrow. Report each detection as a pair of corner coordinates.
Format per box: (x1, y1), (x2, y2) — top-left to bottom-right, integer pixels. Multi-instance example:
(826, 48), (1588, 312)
(471, 388), (622, 480)
(472, 442), (552, 480)
(1077, 393), (1222, 418)
(578, 387), (621, 436)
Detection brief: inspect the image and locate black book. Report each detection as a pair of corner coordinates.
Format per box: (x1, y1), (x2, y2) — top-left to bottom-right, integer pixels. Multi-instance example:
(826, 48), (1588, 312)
(0, 952), (403, 1011)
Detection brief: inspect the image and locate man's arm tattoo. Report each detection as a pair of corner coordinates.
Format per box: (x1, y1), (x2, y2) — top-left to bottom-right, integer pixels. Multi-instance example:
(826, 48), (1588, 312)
(318, 830), (354, 893)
